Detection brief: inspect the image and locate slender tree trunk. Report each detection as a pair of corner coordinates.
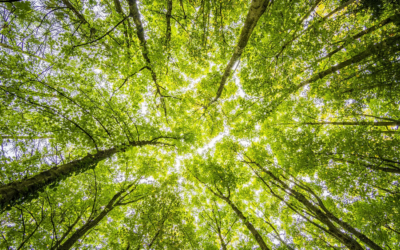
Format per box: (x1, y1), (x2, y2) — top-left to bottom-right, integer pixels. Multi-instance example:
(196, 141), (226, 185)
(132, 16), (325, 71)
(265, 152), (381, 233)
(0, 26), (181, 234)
(211, 0), (271, 104)
(113, 0), (131, 49)
(317, 13), (400, 62)
(290, 177), (384, 250)
(269, 184), (362, 249)
(323, 206), (383, 250)
(51, 215), (82, 250)
(295, 180), (383, 250)
(57, 191), (123, 250)
(0, 139), (168, 210)
(214, 217), (228, 250)
(297, 35), (400, 89)
(179, 0), (186, 19)
(251, 162), (382, 250)
(298, 0), (322, 25)
(147, 198), (176, 249)
(218, 234), (227, 250)
(61, 0), (90, 25)
(265, 220), (295, 250)
(196, 173), (270, 250)
(127, 0), (156, 79)
(221, 196), (270, 250)
(113, 0), (124, 13)
(279, 186), (364, 249)
(165, 0), (173, 47)
(305, 121), (400, 126)
(332, 158), (400, 174)
(57, 182), (141, 249)
(127, 0), (167, 116)
(275, 0), (356, 59)
(342, 82), (397, 94)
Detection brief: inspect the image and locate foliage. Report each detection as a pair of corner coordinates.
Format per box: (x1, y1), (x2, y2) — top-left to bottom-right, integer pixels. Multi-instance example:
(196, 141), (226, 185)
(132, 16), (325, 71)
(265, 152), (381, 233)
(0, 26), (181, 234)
(0, 0), (399, 249)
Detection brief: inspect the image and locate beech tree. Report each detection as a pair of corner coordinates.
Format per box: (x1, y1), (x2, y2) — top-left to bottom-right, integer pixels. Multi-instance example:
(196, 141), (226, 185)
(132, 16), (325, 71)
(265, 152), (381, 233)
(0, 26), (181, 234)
(1, 0), (399, 249)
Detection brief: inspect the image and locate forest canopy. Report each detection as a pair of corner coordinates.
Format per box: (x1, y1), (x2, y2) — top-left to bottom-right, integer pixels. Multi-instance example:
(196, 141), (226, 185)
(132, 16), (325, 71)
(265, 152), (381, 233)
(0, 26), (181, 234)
(0, 0), (400, 249)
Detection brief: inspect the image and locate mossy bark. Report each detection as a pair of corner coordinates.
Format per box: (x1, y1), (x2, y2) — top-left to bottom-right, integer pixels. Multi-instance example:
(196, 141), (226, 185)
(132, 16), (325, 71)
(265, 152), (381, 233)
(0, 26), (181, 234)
(0, 140), (160, 210)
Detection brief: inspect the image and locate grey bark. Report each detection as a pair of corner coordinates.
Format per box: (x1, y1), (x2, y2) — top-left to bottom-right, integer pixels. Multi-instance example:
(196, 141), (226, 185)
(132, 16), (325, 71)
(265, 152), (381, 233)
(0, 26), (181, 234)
(250, 161), (382, 250)
(165, 0), (173, 47)
(0, 139), (172, 210)
(317, 13), (400, 62)
(211, 0), (271, 105)
(57, 184), (140, 250)
(297, 35), (400, 89)
(332, 158), (400, 174)
(305, 121), (400, 126)
(61, 0), (90, 25)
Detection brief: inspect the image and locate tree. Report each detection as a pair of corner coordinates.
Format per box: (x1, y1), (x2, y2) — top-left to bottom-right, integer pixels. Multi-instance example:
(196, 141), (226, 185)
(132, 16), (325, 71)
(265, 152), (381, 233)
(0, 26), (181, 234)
(1, 0), (400, 249)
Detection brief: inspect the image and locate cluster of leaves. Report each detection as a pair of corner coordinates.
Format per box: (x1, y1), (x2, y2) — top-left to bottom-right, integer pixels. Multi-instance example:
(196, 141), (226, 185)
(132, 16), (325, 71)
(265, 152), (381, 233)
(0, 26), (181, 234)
(0, 0), (399, 249)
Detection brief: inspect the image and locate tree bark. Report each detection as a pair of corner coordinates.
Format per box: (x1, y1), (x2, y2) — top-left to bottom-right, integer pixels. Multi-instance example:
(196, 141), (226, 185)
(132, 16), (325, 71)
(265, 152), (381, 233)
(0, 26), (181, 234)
(211, 0), (271, 104)
(290, 176), (384, 250)
(61, 0), (90, 25)
(57, 191), (123, 249)
(297, 35), (400, 89)
(127, 0), (167, 116)
(332, 158), (400, 174)
(195, 173), (270, 250)
(113, 0), (131, 49)
(305, 121), (400, 126)
(246, 161), (366, 249)
(51, 215), (82, 250)
(317, 199), (383, 250)
(251, 161), (382, 249)
(222, 197), (270, 250)
(218, 233), (227, 250)
(0, 139), (170, 210)
(275, 0), (356, 59)
(165, 0), (173, 47)
(317, 13), (400, 63)
(56, 182), (142, 249)
(127, 0), (156, 80)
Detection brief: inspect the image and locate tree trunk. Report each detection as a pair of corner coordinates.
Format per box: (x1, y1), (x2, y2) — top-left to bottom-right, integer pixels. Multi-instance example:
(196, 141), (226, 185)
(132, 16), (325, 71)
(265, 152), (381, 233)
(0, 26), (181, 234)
(250, 162), (365, 249)
(331, 158), (400, 174)
(127, 0), (155, 76)
(211, 0), (271, 104)
(127, 0), (166, 114)
(323, 208), (383, 250)
(222, 197), (270, 250)
(297, 35), (400, 89)
(256, 162), (382, 249)
(218, 234), (227, 250)
(275, 0), (356, 59)
(305, 121), (400, 127)
(57, 191), (123, 250)
(293, 179), (383, 250)
(316, 13), (400, 62)
(61, 0), (90, 25)
(113, 0), (131, 49)
(165, 0), (173, 47)
(0, 140), (165, 210)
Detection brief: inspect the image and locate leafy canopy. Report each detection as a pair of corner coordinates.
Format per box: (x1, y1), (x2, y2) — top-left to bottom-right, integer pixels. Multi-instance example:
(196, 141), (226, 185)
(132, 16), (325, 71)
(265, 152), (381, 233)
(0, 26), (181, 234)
(0, 0), (400, 249)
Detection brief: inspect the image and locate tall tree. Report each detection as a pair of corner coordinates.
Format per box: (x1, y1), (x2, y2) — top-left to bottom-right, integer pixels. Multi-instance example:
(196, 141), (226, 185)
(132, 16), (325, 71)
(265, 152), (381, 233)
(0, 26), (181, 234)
(1, 0), (400, 249)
